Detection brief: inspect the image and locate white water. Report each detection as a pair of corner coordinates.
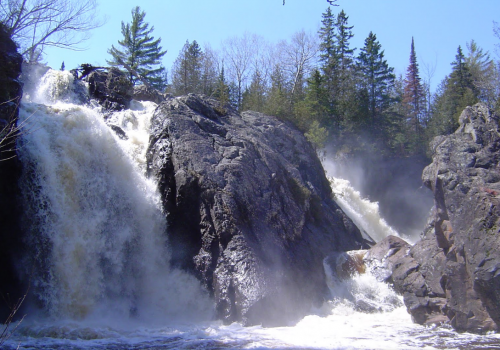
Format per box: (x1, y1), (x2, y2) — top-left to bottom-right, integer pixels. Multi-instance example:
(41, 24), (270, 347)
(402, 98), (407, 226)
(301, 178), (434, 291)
(329, 177), (400, 244)
(16, 70), (212, 324)
(3, 69), (499, 350)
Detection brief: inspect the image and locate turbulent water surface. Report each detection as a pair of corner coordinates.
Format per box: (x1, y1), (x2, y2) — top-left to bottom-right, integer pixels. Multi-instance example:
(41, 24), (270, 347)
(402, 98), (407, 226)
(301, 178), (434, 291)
(2, 70), (500, 350)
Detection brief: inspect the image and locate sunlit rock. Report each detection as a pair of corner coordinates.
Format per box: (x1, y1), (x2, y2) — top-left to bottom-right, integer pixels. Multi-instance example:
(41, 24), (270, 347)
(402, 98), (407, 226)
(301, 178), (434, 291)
(396, 103), (500, 333)
(146, 93), (368, 326)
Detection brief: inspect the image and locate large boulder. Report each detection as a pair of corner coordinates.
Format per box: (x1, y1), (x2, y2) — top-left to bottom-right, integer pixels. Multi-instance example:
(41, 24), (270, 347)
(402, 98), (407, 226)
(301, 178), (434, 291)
(85, 68), (133, 111)
(146, 94), (368, 326)
(390, 104), (500, 332)
(0, 23), (25, 322)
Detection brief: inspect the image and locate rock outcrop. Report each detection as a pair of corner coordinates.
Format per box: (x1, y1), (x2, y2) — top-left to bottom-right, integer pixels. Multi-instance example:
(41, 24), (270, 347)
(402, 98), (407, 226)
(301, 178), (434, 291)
(386, 104), (500, 332)
(85, 68), (133, 111)
(132, 84), (169, 104)
(146, 94), (368, 326)
(0, 23), (25, 322)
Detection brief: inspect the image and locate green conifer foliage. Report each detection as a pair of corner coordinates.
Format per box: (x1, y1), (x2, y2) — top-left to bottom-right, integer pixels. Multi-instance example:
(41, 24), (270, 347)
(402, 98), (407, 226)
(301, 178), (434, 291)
(402, 37), (426, 152)
(429, 46), (479, 137)
(171, 40), (205, 95)
(356, 32), (395, 125)
(107, 6), (167, 89)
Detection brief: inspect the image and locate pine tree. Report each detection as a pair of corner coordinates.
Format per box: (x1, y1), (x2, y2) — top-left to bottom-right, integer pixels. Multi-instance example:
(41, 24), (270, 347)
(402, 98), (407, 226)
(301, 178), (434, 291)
(107, 6), (167, 89)
(402, 37), (426, 152)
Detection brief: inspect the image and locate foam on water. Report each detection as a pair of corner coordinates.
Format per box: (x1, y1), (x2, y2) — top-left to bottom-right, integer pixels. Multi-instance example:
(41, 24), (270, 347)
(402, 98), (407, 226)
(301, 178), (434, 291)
(15, 70), (212, 325)
(3, 69), (499, 350)
(329, 176), (400, 243)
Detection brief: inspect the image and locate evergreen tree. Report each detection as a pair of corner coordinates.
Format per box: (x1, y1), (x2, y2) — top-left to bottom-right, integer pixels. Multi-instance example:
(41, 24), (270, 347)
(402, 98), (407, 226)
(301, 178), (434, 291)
(242, 69), (267, 112)
(402, 37), (426, 152)
(213, 63), (231, 112)
(107, 6), (167, 89)
(294, 69), (330, 132)
(171, 40), (204, 95)
(429, 46), (479, 137)
(318, 7), (337, 68)
(333, 10), (358, 133)
(356, 32), (395, 126)
(465, 40), (498, 108)
(265, 64), (289, 120)
(335, 10), (355, 71)
(317, 7), (339, 128)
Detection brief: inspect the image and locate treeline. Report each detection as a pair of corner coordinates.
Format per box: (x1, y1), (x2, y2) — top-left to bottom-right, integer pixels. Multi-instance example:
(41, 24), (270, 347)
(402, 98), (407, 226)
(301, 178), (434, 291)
(109, 7), (500, 158)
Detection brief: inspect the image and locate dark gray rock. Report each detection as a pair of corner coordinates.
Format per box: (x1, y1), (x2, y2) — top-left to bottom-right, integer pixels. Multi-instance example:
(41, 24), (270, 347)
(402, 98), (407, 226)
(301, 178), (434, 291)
(363, 234), (447, 325)
(393, 103), (500, 332)
(132, 84), (169, 104)
(364, 235), (411, 283)
(0, 24), (25, 322)
(146, 94), (368, 326)
(85, 68), (133, 111)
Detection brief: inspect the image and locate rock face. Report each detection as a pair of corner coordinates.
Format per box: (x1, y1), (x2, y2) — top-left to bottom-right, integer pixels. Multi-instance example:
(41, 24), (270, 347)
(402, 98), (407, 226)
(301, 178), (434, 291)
(132, 84), (169, 104)
(0, 24), (24, 322)
(389, 104), (500, 332)
(85, 68), (133, 110)
(146, 94), (368, 325)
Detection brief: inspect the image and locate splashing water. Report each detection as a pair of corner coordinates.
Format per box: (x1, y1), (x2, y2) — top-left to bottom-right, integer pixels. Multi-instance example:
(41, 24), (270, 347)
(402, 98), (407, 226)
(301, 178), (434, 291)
(329, 176), (400, 243)
(4, 69), (500, 349)
(17, 70), (212, 325)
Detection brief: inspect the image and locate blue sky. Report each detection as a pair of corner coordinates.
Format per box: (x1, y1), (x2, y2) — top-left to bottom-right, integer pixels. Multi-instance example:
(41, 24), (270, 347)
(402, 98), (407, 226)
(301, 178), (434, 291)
(44, 0), (500, 92)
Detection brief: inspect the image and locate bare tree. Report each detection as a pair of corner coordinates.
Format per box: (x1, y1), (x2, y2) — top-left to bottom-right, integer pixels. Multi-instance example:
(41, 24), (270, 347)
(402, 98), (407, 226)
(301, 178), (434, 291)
(222, 33), (263, 110)
(0, 0), (103, 62)
(282, 30), (318, 99)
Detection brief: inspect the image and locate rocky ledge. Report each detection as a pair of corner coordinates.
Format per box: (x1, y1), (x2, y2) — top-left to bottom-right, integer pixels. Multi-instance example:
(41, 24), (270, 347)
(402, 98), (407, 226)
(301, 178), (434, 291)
(367, 103), (500, 333)
(146, 94), (368, 326)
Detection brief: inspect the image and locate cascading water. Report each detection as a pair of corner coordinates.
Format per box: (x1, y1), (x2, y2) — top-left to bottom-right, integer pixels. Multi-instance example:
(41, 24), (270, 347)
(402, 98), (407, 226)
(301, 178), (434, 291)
(3, 69), (500, 349)
(16, 70), (212, 325)
(329, 176), (400, 243)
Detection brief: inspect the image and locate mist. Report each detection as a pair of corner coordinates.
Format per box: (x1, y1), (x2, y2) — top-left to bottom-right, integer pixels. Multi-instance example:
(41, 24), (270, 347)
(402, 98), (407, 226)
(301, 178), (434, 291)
(322, 151), (434, 242)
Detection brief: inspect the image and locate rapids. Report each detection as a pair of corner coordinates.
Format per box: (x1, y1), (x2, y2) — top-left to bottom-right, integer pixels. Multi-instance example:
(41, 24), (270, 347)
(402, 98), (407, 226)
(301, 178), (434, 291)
(2, 69), (499, 350)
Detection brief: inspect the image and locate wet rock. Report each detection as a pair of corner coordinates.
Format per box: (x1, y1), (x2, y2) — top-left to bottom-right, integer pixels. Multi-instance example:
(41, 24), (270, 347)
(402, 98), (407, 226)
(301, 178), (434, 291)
(324, 250), (367, 282)
(132, 84), (169, 104)
(396, 103), (500, 333)
(146, 94), (368, 326)
(0, 24), (25, 322)
(85, 68), (133, 111)
(364, 235), (410, 283)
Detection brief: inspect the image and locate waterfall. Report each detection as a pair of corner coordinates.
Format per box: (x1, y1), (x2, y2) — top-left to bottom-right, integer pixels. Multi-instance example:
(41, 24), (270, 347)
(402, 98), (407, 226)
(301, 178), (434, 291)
(4, 69), (498, 349)
(17, 70), (212, 324)
(329, 176), (400, 243)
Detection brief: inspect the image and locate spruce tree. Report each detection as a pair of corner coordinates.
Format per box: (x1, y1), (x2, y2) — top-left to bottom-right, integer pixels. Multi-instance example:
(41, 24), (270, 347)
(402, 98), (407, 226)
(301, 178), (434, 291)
(317, 7), (339, 128)
(402, 37), (426, 152)
(429, 46), (478, 136)
(356, 32), (395, 125)
(213, 63), (231, 112)
(171, 40), (204, 95)
(465, 40), (498, 108)
(107, 6), (167, 89)
(335, 10), (355, 71)
(242, 69), (267, 112)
